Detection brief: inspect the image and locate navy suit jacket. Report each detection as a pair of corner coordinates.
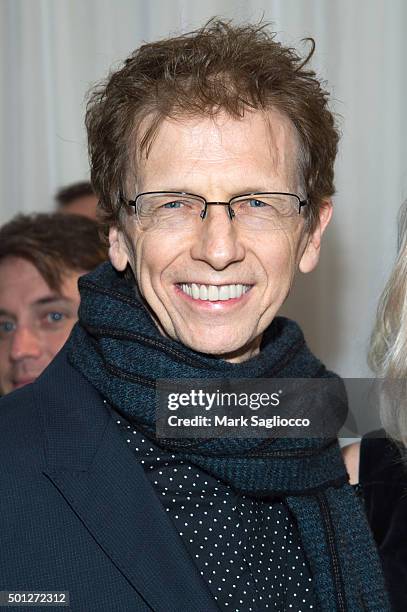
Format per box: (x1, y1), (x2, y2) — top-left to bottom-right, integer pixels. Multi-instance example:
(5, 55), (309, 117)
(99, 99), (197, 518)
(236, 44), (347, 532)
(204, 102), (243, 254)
(0, 347), (220, 611)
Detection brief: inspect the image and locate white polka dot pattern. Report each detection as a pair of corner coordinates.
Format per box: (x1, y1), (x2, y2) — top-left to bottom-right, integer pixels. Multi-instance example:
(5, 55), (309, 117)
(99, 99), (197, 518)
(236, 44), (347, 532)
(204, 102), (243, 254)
(115, 413), (316, 611)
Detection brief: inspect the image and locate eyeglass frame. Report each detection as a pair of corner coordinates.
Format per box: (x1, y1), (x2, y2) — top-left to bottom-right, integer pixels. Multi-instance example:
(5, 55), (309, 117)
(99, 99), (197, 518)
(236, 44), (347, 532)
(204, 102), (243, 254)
(123, 191), (309, 221)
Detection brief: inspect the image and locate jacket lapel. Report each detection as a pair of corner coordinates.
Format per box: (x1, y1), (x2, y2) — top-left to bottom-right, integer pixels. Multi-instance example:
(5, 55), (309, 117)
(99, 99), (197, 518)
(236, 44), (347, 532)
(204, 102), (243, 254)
(37, 348), (219, 612)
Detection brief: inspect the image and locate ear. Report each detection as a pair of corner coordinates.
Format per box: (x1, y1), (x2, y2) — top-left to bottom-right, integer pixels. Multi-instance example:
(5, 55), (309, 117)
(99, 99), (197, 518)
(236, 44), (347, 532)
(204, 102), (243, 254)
(299, 199), (333, 274)
(108, 227), (129, 272)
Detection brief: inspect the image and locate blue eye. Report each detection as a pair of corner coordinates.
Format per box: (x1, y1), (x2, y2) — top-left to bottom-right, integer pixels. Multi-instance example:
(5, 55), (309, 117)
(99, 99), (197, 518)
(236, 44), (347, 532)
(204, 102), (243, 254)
(0, 321), (15, 334)
(249, 199), (267, 208)
(46, 312), (65, 323)
(163, 201), (182, 209)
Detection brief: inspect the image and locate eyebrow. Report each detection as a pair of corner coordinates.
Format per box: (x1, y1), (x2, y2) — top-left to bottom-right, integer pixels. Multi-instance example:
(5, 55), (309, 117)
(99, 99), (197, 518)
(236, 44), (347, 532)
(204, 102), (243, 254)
(0, 295), (74, 318)
(156, 187), (278, 197)
(34, 295), (73, 306)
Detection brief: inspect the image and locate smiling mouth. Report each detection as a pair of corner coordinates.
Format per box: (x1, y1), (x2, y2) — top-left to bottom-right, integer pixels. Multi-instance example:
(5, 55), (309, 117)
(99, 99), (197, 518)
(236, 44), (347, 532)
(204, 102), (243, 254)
(12, 378), (36, 389)
(178, 283), (252, 301)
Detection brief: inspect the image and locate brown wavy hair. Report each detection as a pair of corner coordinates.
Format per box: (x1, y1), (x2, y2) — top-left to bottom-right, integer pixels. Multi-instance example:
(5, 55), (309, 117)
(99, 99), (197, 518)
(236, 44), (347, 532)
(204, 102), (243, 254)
(0, 213), (108, 290)
(86, 19), (339, 236)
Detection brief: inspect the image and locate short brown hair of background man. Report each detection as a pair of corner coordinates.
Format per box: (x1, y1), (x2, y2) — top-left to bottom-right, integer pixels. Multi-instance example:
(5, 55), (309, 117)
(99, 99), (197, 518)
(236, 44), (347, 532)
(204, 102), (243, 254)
(55, 180), (98, 219)
(0, 213), (107, 394)
(0, 20), (390, 611)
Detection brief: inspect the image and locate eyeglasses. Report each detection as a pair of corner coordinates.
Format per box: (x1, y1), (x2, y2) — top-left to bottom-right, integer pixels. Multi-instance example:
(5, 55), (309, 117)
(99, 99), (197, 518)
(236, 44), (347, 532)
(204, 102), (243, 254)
(123, 191), (309, 232)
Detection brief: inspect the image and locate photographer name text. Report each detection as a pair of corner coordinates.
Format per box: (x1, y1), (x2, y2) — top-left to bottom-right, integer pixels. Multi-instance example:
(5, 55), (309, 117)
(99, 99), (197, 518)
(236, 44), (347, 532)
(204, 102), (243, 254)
(167, 415), (310, 429)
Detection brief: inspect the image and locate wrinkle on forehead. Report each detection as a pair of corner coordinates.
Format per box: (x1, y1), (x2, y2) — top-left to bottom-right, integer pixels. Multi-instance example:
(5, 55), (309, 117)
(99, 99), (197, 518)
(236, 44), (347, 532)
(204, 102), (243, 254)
(127, 108), (302, 197)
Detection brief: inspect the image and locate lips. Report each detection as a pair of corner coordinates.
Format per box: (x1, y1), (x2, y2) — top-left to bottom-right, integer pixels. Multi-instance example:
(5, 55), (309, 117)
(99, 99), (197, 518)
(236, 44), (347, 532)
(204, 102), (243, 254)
(12, 378), (36, 390)
(179, 283), (252, 301)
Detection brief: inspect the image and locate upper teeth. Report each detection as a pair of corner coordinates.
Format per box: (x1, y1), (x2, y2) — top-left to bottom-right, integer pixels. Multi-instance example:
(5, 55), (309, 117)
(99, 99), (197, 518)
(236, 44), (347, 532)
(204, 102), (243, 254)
(180, 283), (251, 301)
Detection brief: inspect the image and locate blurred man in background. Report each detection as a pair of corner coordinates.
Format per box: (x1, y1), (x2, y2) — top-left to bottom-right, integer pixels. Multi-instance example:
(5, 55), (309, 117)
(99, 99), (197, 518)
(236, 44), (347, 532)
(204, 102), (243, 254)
(55, 180), (98, 219)
(0, 213), (107, 395)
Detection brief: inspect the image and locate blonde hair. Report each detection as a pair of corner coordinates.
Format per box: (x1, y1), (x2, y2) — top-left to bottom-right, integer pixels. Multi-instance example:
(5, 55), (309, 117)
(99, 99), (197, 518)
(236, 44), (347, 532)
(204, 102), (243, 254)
(368, 200), (407, 445)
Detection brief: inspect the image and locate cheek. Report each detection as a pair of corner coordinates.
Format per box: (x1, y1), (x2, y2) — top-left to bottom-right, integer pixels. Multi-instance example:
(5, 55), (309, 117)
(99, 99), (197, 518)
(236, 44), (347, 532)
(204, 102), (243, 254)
(43, 324), (77, 357)
(0, 343), (10, 378)
(134, 231), (185, 290)
(260, 231), (298, 289)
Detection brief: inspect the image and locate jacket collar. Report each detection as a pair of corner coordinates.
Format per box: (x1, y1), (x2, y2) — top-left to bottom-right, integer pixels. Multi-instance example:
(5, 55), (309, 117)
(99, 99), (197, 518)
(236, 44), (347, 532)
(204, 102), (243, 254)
(36, 346), (219, 612)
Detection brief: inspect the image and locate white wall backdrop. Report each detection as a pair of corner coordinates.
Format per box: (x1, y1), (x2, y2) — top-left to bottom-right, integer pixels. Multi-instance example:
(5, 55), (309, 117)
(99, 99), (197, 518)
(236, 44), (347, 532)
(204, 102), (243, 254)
(1, 0), (406, 377)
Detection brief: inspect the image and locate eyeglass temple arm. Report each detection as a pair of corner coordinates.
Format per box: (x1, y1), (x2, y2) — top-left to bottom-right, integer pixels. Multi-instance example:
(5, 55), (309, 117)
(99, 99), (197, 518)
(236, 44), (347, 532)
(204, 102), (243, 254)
(298, 198), (309, 214)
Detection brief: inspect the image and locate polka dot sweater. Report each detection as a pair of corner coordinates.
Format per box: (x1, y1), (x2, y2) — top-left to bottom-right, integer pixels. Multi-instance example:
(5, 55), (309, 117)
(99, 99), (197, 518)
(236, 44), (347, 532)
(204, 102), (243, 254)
(115, 413), (317, 611)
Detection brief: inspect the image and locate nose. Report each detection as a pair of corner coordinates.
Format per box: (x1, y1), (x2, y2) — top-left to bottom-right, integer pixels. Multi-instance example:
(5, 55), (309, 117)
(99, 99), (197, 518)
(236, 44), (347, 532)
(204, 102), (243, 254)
(9, 325), (42, 362)
(190, 203), (245, 270)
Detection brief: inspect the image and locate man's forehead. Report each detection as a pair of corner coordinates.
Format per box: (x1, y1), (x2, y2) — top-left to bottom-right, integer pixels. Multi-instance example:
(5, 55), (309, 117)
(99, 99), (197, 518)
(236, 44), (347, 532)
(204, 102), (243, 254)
(0, 257), (79, 307)
(138, 108), (298, 154)
(0, 256), (48, 287)
(133, 108), (301, 193)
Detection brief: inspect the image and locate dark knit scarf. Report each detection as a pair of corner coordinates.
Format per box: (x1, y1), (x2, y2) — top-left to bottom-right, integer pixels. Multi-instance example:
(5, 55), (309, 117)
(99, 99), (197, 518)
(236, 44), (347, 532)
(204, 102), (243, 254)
(68, 262), (390, 611)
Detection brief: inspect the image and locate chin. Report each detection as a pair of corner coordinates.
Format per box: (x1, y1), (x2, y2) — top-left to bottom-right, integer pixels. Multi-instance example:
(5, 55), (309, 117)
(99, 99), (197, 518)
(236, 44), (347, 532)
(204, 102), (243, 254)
(176, 329), (251, 358)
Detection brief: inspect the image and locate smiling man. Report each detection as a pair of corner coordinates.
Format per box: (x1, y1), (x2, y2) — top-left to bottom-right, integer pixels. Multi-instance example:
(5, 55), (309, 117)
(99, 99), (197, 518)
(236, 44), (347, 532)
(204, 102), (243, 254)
(0, 21), (390, 611)
(0, 213), (107, 395)
(109, 109), (323, 361)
